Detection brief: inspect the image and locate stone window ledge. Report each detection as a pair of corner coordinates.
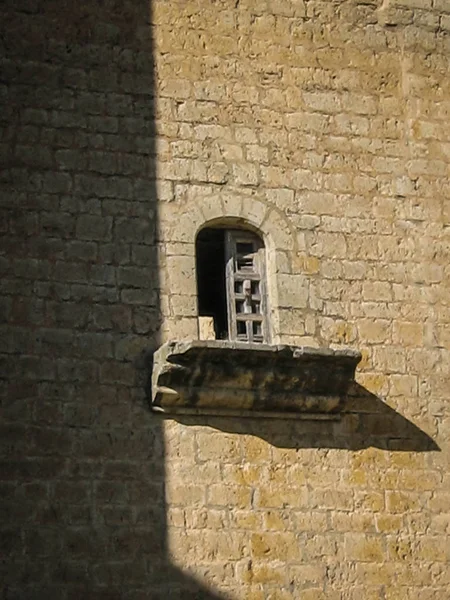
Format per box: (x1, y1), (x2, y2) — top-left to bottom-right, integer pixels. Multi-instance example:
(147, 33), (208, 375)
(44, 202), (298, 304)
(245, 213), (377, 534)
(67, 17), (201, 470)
(151, 340), (361, 420)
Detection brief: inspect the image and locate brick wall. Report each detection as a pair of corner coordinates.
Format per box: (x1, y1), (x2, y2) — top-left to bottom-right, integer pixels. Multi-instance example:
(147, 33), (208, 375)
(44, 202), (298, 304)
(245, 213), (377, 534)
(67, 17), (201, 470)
(1, 0), (449, 599)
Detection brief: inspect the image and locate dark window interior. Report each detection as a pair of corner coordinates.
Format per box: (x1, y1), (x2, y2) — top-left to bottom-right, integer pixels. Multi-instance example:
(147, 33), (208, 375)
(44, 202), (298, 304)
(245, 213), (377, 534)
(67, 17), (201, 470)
(196, 228), (228, 339)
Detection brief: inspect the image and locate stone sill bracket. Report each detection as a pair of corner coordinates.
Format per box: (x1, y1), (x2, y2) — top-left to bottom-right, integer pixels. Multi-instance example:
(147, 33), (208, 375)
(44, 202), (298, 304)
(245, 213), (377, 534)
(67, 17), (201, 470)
(151, 340), (361, 420)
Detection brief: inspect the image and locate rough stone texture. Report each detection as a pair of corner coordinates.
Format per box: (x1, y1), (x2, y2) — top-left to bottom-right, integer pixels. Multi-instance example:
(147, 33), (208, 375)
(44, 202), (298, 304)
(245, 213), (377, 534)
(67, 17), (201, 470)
(152, 340), (361, 415)
(1, 0), (450, 599)
(0, 1), (222, 599)
(156, 1), (450, 597)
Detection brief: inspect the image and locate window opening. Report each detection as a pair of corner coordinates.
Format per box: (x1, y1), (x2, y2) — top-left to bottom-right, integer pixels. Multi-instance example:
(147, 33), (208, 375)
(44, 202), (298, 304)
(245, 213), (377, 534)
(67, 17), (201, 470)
(196, 228), (228, 340)
(196, 227), (268, 343)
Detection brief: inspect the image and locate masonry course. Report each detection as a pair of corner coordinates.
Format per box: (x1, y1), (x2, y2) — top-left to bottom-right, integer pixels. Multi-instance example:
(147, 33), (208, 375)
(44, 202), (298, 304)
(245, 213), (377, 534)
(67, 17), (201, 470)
(1, 0), (450, 599)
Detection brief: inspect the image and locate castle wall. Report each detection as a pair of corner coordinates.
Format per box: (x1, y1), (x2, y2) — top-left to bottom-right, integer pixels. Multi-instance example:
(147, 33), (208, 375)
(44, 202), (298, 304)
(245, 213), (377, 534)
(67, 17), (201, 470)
(1, 1), (449, 598)
(156, 1), (450, 597)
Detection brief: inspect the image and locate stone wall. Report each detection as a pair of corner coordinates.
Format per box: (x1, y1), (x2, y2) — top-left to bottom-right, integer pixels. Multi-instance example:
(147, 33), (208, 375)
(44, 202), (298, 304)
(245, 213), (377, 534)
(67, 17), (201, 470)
(155, 1), (450, 598)
(1, 1), (221, 598)
(1, 0), (449, 599)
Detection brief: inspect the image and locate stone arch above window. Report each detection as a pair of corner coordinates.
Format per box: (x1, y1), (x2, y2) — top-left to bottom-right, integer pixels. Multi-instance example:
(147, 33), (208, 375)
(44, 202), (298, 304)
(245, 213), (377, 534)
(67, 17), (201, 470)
(158, 194), (299, 344)
(163, 194), (295, 252)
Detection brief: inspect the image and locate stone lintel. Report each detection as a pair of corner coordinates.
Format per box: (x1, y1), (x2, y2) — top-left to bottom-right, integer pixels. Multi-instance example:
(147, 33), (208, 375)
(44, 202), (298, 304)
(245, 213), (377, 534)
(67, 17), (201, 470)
(151, 340), (362, 419)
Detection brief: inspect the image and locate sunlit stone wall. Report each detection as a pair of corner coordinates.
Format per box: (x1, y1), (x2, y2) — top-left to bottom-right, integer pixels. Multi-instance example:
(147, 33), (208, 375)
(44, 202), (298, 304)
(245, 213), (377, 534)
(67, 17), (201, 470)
(156, 1), (450, 598)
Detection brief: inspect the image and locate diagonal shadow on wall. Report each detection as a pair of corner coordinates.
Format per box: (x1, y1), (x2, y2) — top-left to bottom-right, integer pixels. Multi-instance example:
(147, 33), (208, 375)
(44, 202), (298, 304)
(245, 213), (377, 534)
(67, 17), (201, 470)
(171, 381), (440, 453)
(0, 0), (226, 598)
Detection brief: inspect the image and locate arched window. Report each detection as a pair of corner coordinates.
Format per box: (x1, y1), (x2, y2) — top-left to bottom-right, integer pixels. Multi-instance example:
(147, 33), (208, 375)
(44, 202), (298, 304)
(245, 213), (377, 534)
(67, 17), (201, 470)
(196, 227), (269, 343)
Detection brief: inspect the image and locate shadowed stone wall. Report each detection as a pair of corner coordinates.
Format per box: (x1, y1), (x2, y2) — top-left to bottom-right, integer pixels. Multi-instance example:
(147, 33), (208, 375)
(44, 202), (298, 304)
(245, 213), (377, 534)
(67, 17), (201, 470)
(0, 1), (223, 598)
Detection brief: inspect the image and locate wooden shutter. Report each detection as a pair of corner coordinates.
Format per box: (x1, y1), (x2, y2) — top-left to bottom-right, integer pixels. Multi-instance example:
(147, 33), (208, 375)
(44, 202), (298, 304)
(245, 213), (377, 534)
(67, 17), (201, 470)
(225, 230), (268, 343)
